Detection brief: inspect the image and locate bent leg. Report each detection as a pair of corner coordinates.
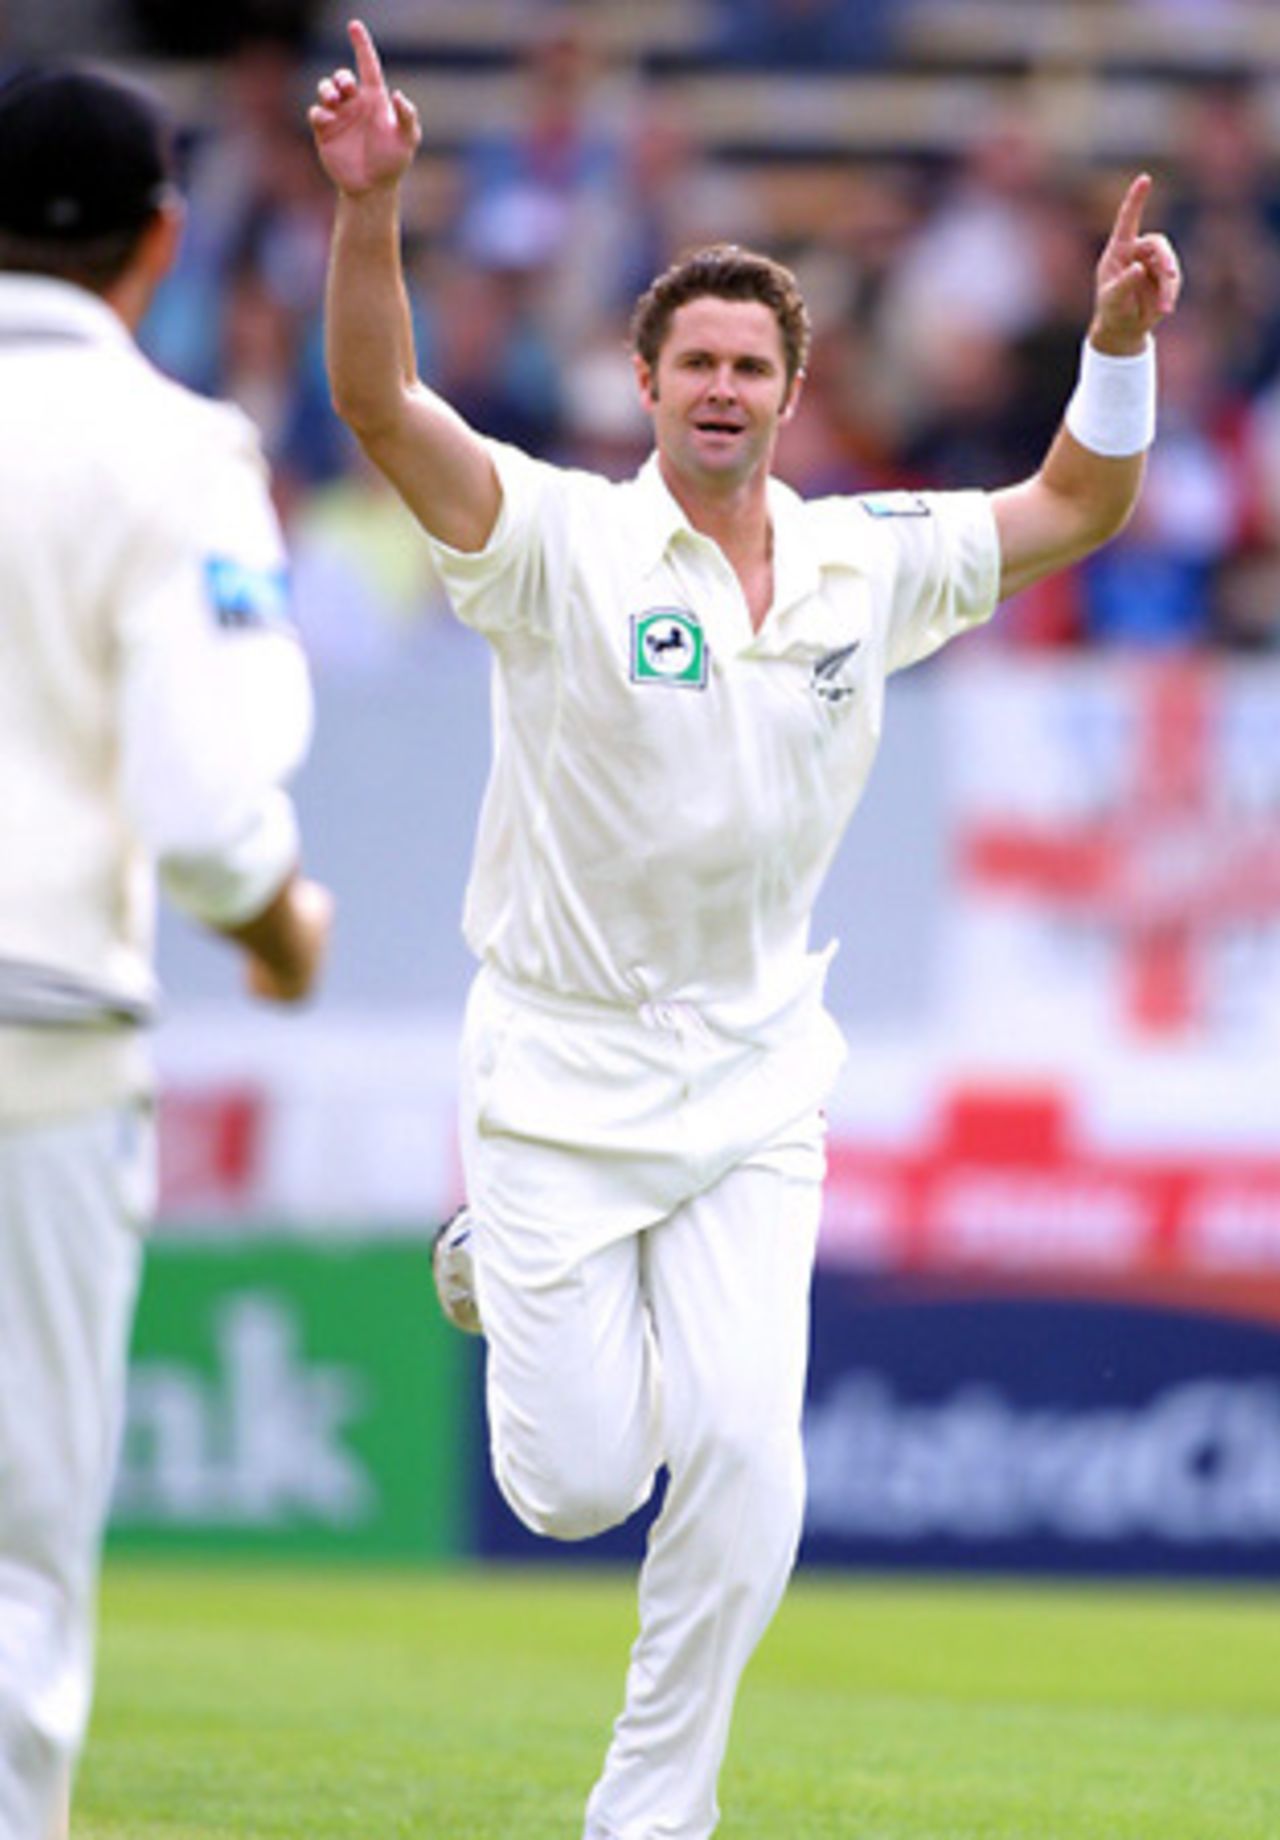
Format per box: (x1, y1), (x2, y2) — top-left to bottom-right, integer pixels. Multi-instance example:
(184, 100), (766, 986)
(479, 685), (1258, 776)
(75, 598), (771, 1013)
(0, 1108), (147, 1840)
(584, 1150), (821, 1840)
(478, 1232), (662, 1543)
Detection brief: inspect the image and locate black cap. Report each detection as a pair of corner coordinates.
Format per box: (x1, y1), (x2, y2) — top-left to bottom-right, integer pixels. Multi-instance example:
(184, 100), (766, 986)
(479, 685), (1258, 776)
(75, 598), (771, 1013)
(0, 67), (172, 242)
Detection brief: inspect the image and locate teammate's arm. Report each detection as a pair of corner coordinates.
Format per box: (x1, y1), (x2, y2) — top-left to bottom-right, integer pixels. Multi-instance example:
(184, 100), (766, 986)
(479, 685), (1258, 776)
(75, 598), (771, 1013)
(216, 870), (331, 1003)
(992, 173), (1181, 600)
(310, 18), (500, 553)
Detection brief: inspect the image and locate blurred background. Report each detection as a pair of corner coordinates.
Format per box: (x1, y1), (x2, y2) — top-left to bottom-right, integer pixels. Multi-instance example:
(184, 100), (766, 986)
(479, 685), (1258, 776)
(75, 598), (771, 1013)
(7, 0), (1280, 1579)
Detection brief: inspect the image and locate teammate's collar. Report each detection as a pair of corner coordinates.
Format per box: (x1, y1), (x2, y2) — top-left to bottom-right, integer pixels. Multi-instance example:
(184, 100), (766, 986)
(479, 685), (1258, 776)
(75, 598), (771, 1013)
(0, 272), (135, 349)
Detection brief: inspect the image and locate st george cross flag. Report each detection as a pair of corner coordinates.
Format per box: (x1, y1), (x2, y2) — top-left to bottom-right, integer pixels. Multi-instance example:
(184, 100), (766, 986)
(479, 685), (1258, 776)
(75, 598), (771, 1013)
(939, 655), (1280, 1051)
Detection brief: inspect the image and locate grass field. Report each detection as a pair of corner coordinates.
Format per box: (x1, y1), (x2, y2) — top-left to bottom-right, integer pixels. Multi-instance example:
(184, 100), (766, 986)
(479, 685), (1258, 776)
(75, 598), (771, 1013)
(76, 1562), (1280, 1839)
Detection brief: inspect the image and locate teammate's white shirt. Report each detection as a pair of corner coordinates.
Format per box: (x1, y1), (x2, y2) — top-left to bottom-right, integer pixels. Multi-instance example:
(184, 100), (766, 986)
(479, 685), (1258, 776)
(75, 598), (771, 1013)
(0, 277), (312, 1120)
(429, 443), (1000, 1040)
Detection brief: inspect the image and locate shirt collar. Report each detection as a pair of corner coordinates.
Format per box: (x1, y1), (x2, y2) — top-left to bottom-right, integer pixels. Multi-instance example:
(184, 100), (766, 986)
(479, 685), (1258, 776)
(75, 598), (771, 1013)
(630, 453), (696, 576)
(765, 472), (824, 620)
(629, 453), (824, 623)
(0, 274), (136, 352)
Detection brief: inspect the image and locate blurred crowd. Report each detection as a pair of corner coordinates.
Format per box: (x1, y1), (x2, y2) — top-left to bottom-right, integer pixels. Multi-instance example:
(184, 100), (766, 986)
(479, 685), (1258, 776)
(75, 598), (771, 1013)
(8, 0), (1280, 667)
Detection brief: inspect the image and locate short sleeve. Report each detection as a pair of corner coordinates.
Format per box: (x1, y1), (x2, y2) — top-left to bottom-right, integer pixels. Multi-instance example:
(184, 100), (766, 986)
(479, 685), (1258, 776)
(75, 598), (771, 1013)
(865, 490), (1001, 675)
(116, 403), (313, 901)
(423, 439), (573, 640)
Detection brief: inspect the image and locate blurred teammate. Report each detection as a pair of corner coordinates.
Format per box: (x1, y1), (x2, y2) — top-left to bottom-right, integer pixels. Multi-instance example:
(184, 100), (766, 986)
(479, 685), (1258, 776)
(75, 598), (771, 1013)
(311, 21), (1179, 1839)
(0, 65), (331, 1839)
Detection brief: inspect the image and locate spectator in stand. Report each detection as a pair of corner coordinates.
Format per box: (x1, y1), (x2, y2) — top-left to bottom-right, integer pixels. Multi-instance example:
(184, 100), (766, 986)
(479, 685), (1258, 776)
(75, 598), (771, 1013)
(453, 15), (620, 301)
(900, 325), (1025, 490)
(214, 255), (344, 516)
(414, 244), (564, 458)
(1165, 79), (1280, 399)
(1214, 351), (1280, 649)
(1210, 538), (1280, 652)
(227, 114), (332, 322)
(1004, 182), (1100, 476)
(143, 38), (343, 507)
(558, 314), (654, 477)
(555, 84), (765, 353)
(878, 118), (1059, 413)
(142, 36), (306, 386)
(787, 167), (927, 488)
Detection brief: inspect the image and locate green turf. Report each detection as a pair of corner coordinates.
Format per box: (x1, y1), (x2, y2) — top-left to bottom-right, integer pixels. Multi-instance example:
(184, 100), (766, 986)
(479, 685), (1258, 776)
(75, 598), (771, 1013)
(75, 1562), (1280, 1839)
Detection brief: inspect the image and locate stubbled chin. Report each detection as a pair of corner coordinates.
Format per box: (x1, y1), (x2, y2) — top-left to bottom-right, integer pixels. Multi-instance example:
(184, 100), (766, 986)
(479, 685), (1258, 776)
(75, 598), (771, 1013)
(690, 430), (747, 464)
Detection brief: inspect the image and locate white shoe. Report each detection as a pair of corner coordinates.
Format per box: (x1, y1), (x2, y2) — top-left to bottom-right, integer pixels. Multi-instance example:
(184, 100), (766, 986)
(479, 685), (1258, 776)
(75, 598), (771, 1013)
(432, 1207), (482, 1335)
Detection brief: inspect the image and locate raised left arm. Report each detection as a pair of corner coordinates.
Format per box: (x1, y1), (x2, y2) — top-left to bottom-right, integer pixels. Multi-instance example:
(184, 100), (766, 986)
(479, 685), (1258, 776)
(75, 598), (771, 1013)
(993, 172), (1182, 601)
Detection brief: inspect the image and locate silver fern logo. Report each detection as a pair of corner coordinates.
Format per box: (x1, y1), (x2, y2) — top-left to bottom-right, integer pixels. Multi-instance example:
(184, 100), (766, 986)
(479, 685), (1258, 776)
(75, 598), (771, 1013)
(811, 641), (861, 705)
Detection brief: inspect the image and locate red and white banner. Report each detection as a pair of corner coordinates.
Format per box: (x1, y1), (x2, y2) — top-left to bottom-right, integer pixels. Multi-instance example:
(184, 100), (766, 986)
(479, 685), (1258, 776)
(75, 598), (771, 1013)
(154, 1010), (464, 1228)
(941, 655), (1280, 1046)
(821, 1077), (1280, 1308)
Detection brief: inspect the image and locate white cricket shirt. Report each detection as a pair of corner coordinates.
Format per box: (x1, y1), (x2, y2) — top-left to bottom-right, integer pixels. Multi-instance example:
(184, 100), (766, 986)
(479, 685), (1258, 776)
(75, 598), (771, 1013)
(430, 444), (1000, 1043)
(0, 277), (312, 1120)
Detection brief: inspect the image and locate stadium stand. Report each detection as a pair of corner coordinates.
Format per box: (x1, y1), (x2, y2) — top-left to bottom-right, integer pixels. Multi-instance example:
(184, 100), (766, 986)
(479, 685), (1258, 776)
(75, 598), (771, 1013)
(5, 0), (1278, 654)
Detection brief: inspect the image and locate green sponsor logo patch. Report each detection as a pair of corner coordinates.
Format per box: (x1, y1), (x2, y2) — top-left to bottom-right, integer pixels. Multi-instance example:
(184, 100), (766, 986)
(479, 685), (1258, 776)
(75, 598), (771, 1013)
(630, 610), (707, 688)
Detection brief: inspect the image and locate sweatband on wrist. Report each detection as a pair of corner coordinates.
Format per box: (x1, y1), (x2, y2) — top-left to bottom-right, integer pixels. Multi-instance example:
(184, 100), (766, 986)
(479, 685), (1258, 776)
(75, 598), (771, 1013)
(1064, 338), (1157, 457)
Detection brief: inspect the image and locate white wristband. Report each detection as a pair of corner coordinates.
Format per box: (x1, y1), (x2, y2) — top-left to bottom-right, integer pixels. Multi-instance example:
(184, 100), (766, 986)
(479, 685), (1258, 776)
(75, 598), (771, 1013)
(1064, 338), (1157, 457)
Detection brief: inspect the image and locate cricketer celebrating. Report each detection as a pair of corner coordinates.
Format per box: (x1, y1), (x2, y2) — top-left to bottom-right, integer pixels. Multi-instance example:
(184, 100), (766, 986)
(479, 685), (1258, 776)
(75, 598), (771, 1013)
(311, 21), (1180, 1838)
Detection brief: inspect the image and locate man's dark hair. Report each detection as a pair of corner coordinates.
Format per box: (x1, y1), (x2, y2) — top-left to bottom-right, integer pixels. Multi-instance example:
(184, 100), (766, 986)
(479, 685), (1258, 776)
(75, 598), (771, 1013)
(630, 245), (811, 392)
(0, 66), (173, 291)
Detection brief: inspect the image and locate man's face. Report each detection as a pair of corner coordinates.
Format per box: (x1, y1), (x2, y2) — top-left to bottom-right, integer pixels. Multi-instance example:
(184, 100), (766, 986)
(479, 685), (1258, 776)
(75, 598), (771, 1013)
(634, 295), (800, 491)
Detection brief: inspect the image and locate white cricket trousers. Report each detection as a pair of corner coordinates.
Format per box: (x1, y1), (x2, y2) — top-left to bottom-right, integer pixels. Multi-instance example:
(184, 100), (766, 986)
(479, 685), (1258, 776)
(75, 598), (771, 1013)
(0, 1105), (149, 1840)
(460, 965), (843, 1840)
(475, 1153), (821, 1840)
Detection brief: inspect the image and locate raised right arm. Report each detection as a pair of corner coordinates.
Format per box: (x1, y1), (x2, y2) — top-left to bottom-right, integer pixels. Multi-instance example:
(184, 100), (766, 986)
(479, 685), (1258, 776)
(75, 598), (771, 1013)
(310, 19), (500, 552)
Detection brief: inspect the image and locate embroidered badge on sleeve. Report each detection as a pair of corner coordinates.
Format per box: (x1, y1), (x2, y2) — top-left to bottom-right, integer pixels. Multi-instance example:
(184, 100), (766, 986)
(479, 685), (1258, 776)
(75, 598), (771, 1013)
(203, 556), (294, 633)
(860, 493), (932, 520)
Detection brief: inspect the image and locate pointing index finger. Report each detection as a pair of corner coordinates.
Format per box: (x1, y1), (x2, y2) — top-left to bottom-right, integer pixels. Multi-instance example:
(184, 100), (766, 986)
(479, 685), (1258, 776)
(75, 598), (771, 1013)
(1111, 172), (1152, 248)
(348, 17), (386, 93)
